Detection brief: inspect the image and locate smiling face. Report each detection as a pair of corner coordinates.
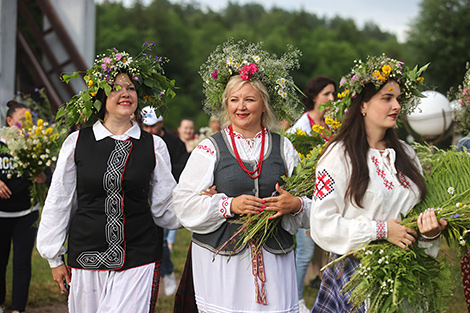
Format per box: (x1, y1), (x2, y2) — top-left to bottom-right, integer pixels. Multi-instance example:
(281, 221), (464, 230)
(178, 119), (195, 141)
(227, 82), (265, 137)
(313, 83), (335, 111)
(361, 80), (401, 137)
(104, 73), (138, 121)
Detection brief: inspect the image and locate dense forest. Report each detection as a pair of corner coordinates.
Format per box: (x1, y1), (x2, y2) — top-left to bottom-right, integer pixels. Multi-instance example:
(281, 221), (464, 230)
(95, 0), (470, 130)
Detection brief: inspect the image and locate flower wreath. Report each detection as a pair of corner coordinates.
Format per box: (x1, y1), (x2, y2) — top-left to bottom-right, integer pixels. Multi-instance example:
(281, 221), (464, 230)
(57, 42), (176, 128)
(454, 63), (470, 134)
(199, 38), (304, 122)
(326, 54), (429, 120)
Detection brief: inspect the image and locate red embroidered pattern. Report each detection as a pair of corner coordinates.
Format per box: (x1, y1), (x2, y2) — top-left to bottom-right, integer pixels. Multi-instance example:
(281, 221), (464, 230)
(314, 170), (335, 200)
(376, 220), (387, 240)
(398, 172), (411, 189)
(195, 144), (215, 156)
(460, 252), (470, 312)
(370, 156), (395, 190)
(226, 128), (263, 140)
(220, 197), (231, 218)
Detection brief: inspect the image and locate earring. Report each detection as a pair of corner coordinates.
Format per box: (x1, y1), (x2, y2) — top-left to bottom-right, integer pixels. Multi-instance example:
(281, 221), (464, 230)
(362, 113), (366, 117)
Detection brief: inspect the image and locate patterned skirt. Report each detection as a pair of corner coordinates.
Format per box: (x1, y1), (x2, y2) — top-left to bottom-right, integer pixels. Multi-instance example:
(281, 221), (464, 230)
(312, 254), (365, 313)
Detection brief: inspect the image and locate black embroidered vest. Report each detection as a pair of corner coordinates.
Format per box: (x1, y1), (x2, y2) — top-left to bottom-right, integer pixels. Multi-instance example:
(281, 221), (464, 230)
(192, 130), (295, 255)
(68, 127), (163, 270)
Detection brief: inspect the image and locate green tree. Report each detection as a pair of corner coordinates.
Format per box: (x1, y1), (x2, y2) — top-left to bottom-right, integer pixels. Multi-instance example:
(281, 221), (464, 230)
(407, 0), (470, 92)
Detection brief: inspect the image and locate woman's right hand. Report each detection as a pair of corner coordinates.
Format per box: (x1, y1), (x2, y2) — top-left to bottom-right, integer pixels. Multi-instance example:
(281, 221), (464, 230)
(51, 264), (71, 295)
(231, 194), (265, 215)
(0, 180), (12, 199)
(386, 219), (417, 251)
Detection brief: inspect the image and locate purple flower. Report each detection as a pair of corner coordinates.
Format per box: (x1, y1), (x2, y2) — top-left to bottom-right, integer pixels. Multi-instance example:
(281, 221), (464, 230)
(453, 213), (461, 218)
(340, 77), (347, 86)
(101, 64), (108, 71)
(115, 53), (122, 60)
(150, 41), (155, 46)
(24, 132), (30, 137)
(34, 88), (39, 92)
(113, 48), (118, 52)
(143, 42), (148, 46)
(103, 57), (111, 64)
(211, 68), (218, 79)
(133, 76), (139, 81)
(14, 121), (22, 128)
(351, 75), (358, 82)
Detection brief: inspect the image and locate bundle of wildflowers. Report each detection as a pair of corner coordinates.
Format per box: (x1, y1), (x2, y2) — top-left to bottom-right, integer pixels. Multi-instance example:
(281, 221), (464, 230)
(328, 144), (470, 313)
(325, 54), (429, 121)
(453, 62), (470, 134)
(58, 42), (176, 128)
(219, 119), (341, 255)
(0, 111), (66, 206)
(199, 38), (304, 122)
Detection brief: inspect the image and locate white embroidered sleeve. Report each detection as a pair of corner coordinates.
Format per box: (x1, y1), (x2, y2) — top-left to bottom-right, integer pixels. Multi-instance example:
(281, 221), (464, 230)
(173, 138), (234, 234)
(280, 136), (311, 234)
(149, 135), (180, 229)
(309, 144), (376, 255)
(37, 132), (79, 268)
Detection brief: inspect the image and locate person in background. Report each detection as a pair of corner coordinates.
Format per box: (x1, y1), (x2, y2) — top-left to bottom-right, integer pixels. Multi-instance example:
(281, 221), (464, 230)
(310, 55), (446, 312)
(36, 45), (179, 313)
(208, 115), (221, 134)
(0, 101), (50, 313)
(141, 106), (189, 296)
(287, 75), (336, 313)
(178, 118), (198, 153)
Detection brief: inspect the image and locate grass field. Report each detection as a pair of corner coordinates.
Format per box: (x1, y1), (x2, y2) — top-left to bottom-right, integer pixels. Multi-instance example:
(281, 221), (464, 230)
(4, 228), (468, 312)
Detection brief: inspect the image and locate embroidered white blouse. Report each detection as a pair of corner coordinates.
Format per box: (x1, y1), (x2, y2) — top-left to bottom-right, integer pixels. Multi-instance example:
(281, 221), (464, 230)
(37, 121), (180, 268)
(173, 127), (311, 234)
(310, 141), (440, 257)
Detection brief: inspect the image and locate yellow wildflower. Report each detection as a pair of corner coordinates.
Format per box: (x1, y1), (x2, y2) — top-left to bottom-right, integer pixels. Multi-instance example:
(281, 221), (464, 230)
(37, 119), (43, 127)
(45, 128), (53, 135)
(24, 110), (32, 121)
(325, 117), (333, 125)
(337, 93), (343, 99)
(90, 92), (97, 97)
(388, 87), (394, 92)
(416, 77), (424, 82)
(382, 64), (392, 74)
(88, 80), (94, 87)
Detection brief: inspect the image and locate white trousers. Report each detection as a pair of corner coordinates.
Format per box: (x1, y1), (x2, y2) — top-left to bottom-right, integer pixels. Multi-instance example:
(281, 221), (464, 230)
(68, 262), (156, 313)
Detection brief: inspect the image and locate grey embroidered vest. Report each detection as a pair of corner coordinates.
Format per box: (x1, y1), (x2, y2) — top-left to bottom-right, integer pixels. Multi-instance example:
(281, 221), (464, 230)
(68, 127), (163, 270)
(192, 130), (295, 255)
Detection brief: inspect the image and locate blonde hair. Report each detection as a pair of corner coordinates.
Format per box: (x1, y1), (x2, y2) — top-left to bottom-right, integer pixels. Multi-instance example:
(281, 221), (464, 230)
(220, 75), (279, 131)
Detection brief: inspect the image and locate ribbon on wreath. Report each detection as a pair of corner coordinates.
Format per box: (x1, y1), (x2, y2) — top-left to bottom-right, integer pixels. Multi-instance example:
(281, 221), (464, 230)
(250, 239), (267, 305)
(461, 252), (470, 312)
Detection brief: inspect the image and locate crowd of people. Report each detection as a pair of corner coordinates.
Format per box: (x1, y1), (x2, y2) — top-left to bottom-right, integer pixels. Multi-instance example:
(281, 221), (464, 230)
(2, 37), (468, 313)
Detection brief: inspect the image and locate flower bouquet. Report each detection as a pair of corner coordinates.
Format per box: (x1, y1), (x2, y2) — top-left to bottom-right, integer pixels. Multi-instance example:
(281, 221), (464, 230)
(328, 144), (470, 313)
(217, 118), (341, 255)
(0, 111), (65, 207)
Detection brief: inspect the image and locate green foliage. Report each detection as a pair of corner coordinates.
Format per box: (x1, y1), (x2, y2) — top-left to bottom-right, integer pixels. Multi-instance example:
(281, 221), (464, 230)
(95, 0), (403, 130)
(407, 0), (470, 93)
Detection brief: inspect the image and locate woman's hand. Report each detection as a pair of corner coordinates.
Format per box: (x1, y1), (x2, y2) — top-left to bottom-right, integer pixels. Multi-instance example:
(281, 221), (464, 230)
(0, 179), (12, 199)
(417, 208), (447, 238)
(200, 185), (217, 197)
(262, 183), (301, 220)
(33, 172), (47, 184)
(51, 264), (71, 295)
(386, 219), (417, 251)
(231, 194), (265, 215)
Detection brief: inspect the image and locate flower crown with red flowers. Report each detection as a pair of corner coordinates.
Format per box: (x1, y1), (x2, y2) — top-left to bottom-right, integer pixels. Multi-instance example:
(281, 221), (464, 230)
(199, 38), (303, 122)
(57, 42), (176, 128)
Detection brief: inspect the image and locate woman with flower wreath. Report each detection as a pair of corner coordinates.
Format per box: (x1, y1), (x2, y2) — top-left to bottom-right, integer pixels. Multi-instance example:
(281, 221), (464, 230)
(309, 55), (447, 312)
(173, 39), (311, 312)
(36, 43), (178, 313)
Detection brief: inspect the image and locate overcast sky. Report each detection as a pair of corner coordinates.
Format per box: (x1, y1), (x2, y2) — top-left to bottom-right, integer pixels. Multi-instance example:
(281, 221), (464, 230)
(101, 0), (422, 42)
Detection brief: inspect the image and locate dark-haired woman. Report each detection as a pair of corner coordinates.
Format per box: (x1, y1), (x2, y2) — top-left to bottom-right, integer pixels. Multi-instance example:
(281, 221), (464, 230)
(37, 73), (179, 313)
(0, 101), (49, 313)
(289, 76), (336, 135)
(310, 79), (446, 312)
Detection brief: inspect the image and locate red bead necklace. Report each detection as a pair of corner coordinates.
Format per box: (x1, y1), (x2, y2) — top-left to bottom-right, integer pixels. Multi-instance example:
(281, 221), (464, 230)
(229, 124), (265, 179)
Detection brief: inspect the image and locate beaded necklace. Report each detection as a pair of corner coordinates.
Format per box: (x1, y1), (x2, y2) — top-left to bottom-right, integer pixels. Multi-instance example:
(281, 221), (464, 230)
(228, 124), (265, 179)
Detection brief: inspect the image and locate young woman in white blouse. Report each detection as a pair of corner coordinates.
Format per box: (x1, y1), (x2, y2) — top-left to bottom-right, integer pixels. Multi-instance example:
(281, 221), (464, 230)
(309, 56), (447, 312)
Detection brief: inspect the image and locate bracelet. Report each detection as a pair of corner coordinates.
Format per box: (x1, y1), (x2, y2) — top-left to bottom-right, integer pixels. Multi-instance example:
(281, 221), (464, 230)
(419, 231), (441, 241)
(376, 220), (387, 240)
(291, 197), (304, 217)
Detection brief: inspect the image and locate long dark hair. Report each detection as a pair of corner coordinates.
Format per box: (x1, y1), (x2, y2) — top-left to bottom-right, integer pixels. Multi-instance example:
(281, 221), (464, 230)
(302, 76), (337, 111)
(323, 83), (426, 208)
(5, 100), (29, 126)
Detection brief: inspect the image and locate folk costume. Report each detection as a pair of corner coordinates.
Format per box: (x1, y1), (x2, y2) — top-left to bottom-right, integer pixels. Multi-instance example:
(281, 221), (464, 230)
(174, 127), (310, 312)
(310, 142), (440, 312)
(37, 43), (178, 313)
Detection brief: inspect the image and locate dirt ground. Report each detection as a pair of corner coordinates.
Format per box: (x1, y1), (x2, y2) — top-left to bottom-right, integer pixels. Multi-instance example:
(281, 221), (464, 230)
(26, 303), (68, 313)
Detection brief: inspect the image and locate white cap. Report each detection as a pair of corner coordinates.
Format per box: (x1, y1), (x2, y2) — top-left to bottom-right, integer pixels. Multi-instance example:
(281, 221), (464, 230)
(141, 106), (163, 125)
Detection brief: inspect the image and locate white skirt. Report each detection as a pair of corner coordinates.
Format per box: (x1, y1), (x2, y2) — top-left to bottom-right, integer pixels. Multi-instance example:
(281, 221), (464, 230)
(192, 244), (299, 313)
(68, 262), (156, 313)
